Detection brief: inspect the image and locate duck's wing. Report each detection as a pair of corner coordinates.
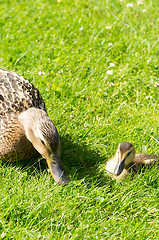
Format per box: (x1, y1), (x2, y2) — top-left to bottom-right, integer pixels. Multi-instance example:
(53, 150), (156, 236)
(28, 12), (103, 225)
(0, 68), (46, 117)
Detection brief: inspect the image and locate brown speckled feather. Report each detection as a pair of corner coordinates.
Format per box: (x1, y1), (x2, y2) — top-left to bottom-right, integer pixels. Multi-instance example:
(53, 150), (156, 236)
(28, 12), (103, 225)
(0, 68), (46, 161)
(0, 68), (46, 116)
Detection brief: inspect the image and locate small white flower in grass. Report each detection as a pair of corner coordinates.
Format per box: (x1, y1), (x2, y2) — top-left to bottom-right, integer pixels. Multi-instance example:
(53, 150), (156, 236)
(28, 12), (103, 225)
(106, 70), (113, 75)
(108, 42), (113, 47)
(154, 82), (159, 87)
(1, 232), (5, 238)
(109, 82), (114, 87)
(38, 71), (45, 76)
(137, 0), (143, 5)
(109, 63), (115, 67)
(127, 3), (133, 8)
(142, 9), (146, 12)
(79, 27), (83, 31)
(106, 26), (112, 29)
(58, 69), (63, 74)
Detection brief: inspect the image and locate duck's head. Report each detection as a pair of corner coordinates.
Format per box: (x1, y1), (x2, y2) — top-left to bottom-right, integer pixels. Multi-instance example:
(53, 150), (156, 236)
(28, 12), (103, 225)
(18, 107), (69, 185)
(114, 142), (135, 176)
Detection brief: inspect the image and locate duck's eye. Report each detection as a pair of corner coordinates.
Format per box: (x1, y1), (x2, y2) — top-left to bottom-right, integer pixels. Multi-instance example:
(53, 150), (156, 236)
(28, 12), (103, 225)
(41, 140), (45, 146)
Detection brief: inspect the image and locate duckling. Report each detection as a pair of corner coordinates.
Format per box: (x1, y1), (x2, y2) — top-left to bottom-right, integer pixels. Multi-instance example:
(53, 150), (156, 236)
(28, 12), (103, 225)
(0, 68), (69, 184)
(105, 142), (158, 180)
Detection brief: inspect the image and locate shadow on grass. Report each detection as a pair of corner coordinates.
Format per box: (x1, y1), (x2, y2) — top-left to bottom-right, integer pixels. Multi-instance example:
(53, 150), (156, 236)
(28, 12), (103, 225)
(1, 134), (111, 187)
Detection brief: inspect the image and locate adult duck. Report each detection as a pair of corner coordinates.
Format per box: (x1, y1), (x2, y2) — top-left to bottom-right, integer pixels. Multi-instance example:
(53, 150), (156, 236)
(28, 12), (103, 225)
(0, 68), (69, 184)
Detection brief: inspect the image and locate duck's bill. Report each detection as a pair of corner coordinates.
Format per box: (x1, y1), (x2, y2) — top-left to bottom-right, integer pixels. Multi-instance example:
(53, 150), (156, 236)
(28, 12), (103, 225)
(46, 158), (69, 185)
(114, 159), (124, 176)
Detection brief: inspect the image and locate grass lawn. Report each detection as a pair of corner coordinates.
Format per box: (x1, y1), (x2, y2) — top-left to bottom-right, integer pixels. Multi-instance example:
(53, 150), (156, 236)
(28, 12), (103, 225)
(0, 0), (159, 239)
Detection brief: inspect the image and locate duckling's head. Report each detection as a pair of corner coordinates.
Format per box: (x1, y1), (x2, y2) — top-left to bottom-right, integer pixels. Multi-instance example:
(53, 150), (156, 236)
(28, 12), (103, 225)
(114, 142), (135, 176)
(18, 107), (69, 185)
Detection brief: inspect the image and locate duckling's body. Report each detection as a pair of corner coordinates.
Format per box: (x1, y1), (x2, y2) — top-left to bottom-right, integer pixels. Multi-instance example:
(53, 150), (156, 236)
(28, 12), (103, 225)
(105, 142), (158, 180)
(0, 68), (68, 184)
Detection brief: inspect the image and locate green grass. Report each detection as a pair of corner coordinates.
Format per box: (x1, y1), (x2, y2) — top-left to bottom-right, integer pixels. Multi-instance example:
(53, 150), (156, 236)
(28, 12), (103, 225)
(0, 0), (159, 239)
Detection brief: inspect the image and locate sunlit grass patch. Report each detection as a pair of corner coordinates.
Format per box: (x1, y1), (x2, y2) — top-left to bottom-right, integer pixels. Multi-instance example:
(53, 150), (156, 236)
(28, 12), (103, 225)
(0, 0), (159, 239)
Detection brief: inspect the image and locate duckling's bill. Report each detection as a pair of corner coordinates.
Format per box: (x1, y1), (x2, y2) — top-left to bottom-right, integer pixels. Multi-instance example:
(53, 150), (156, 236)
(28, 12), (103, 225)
(114, 159), (125, 176)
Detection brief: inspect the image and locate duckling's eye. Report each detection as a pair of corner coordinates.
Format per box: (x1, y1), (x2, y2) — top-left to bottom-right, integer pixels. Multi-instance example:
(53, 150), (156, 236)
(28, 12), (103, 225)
(41, 140), (45, 146)
(127, 151), (132, 157)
